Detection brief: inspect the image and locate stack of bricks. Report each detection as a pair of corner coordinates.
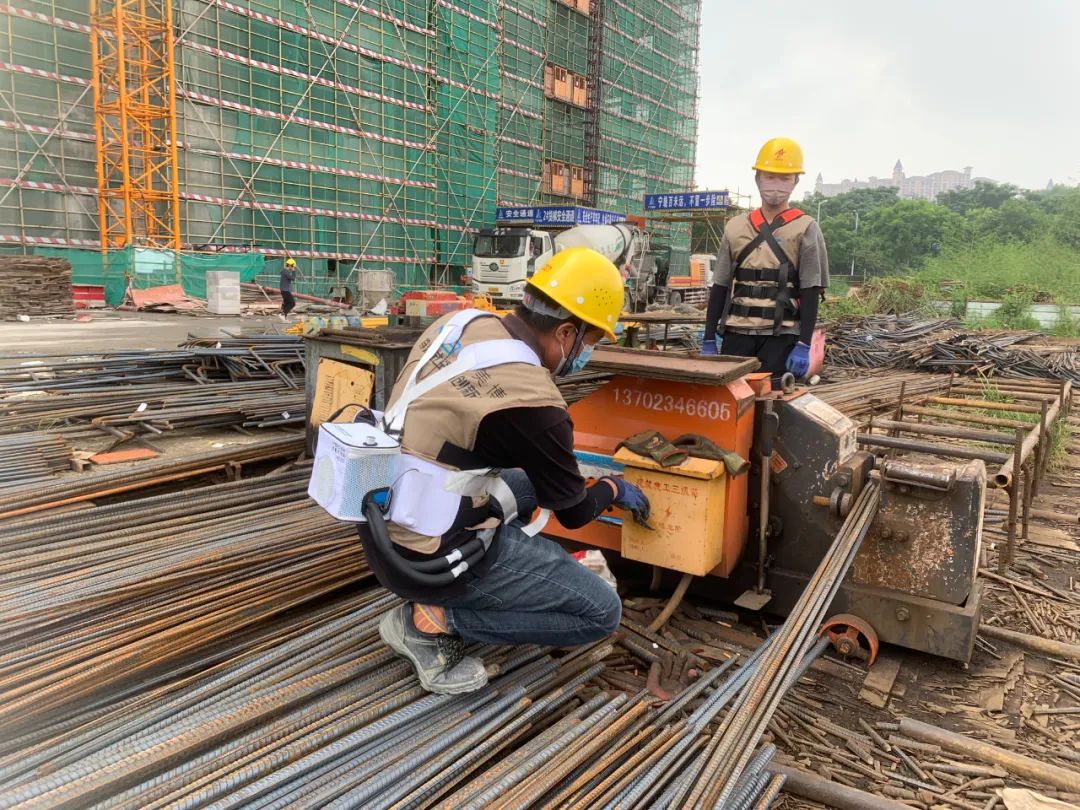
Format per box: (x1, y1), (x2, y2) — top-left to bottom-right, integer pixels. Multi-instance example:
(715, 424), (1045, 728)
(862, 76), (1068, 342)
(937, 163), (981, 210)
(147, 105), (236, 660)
(0, 256), (75, 319)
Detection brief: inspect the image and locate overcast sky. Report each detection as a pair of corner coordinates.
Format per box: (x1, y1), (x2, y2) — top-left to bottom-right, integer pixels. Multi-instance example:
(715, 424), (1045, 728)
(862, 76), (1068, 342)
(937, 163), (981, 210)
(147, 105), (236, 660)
(695, 0), (1080, 202)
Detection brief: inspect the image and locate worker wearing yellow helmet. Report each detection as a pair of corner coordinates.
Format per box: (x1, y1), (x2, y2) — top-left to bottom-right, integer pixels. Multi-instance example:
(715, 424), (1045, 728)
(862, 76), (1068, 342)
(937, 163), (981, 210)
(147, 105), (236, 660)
(279, 257), (299, 319)
(702, 137), (829, 381)
(367, 246), (649, 694)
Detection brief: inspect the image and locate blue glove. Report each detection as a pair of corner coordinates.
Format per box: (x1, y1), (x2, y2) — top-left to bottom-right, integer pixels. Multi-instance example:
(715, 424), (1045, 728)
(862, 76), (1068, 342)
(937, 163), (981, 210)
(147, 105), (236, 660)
(701, 338), (719, 356)
(786, 341), (812, 378)
(603, 477), (652, 528)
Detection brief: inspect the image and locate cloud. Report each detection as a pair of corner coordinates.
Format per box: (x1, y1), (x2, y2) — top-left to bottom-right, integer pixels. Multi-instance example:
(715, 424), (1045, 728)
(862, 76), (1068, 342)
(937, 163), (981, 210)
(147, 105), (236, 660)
(695, 0), (1080, 196)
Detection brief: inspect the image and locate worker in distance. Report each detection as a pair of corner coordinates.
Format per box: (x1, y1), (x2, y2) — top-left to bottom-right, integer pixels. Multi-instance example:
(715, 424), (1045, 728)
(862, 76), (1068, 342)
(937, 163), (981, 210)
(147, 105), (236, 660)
(702, 137), (829, 381)
(363, 247), (650, 694)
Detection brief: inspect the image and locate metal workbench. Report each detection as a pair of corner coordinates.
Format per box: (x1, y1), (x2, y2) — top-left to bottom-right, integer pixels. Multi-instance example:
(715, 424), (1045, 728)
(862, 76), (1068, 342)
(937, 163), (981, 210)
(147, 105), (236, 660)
(302, 326), (423, 452)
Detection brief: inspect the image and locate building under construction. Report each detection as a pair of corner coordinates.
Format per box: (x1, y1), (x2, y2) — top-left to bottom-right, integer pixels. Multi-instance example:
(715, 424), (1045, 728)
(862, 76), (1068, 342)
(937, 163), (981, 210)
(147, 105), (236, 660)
(0, 0), (700, 294)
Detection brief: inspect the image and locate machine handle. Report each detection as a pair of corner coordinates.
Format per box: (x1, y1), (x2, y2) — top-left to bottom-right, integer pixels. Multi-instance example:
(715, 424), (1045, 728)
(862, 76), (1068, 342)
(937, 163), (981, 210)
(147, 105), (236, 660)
(759, 410), (781, 459)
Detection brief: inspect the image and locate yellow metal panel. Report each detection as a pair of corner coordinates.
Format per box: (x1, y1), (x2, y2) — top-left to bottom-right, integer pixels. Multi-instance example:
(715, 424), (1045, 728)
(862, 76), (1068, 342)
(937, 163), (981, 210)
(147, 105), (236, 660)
(615, 448), (728, 576)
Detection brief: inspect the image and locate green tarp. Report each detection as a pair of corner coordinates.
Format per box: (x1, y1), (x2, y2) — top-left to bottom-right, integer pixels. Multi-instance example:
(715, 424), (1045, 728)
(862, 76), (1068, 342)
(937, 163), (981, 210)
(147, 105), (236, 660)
(33, 247), (264, 306)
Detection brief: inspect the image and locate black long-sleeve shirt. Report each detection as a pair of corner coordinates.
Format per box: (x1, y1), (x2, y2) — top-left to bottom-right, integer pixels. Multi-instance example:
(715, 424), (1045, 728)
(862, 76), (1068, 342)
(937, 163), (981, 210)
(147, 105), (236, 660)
(474, 407), (615, 528)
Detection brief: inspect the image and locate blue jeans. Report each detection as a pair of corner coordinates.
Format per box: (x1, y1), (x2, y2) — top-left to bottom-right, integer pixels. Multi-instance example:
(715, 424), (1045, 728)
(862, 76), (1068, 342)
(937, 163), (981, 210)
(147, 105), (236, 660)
(430, 470), (622, 646)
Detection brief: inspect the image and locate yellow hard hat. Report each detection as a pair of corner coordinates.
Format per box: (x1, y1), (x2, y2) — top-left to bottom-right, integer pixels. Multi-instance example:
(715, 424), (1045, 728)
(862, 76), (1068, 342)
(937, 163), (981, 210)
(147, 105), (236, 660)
(752, 137), (804, 174)
(285, 257), (297, 267)
(526, 247), (623, 340)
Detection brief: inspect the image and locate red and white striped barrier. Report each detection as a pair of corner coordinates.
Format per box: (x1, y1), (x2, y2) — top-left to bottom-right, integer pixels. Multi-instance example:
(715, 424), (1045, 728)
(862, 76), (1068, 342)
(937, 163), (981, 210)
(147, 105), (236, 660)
(0, 4), (90, 32)
(181, 40), (431, 113)
(0, 62), (89, 86)
(437, 0), (500, 31)
(0, 234), (101, 247)
(176, 87), (432, 151)
(0, 119), (95, 142)
(204, 0), (434, 73)
(499, 2), (546, 29)
(496, 133), (542, 151)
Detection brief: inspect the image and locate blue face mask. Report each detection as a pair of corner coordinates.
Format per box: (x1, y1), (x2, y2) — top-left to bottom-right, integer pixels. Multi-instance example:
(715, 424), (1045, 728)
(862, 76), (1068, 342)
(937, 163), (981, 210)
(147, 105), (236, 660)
(568, 343), (594, 375)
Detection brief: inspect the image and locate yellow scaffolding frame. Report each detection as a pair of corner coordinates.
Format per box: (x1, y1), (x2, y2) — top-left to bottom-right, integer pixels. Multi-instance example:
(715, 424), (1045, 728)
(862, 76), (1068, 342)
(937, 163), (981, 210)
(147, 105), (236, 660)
(90, 0), (181, 251)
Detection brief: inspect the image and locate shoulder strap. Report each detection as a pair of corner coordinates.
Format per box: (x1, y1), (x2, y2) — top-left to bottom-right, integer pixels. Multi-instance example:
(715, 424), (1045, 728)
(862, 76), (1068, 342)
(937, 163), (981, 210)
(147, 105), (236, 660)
(385, 336), (541, 433)
(397, 309), (494, 394)
(757, 218), (792, 271)
(734, 232), (766, 267)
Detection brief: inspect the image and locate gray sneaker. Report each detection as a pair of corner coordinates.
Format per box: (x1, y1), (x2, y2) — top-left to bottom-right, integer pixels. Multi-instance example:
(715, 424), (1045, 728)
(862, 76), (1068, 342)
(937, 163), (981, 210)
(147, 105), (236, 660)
(378, 604), (488, 694)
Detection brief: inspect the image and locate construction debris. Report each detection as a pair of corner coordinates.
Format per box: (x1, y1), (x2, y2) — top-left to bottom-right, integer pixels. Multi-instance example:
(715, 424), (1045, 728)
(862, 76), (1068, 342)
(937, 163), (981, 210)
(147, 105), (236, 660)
(0, 256), (74, 319)
(827, 315), (1080, 384)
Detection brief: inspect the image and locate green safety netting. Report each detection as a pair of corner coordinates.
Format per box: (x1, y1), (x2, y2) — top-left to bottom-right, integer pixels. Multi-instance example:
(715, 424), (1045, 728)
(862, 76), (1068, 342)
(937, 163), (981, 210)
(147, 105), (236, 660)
(8, 0), (699, 287)
(33, 247), (263, 307)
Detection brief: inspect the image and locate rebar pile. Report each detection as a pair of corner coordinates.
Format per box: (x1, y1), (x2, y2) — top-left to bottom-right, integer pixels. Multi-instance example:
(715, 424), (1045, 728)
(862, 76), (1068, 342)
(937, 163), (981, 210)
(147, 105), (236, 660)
(0, 256), (74, 319)
(0, 466), (816, 810)
(826, 315), (1080, 384)
(0, 431), (72, 490)
(814, 371), (953, 418)
(0, 379), (305, 436)
(0, 336), (303, 392)
(0, 468), (367, 740)
(0, 433), (304, 520)
(826, 316), (961, 368)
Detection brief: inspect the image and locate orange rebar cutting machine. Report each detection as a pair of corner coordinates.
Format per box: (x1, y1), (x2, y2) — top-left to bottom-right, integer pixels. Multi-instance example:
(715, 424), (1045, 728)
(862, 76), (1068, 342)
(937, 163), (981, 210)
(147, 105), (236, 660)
(544, 352), (986, 663)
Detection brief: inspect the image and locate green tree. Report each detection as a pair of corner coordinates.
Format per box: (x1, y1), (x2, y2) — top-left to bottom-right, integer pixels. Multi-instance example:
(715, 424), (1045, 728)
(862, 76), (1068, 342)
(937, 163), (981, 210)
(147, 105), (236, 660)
(803, 186), (899, 220)
(1050, 192), (1080, 250)
(937, 180), (1019, 214)
(992, 198), (1049, 242)
(864, 200), (956, 270)
(1024, 185), (1080, 216)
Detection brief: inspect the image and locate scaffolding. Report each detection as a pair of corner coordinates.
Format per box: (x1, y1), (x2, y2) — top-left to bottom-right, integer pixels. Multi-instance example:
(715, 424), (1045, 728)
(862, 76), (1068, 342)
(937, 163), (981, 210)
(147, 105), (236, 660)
(0, 0), (702, 296)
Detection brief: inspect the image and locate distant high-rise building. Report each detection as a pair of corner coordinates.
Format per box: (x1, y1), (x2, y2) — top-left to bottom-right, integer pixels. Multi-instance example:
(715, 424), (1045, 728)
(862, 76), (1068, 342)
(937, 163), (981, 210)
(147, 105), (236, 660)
(814, 161), (991, 202)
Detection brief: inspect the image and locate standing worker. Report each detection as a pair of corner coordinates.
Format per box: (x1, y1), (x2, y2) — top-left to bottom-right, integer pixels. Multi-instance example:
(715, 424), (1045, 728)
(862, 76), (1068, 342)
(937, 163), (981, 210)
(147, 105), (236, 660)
(363, 247), (650, 694)
(279, 257), (298, 320)
(701, 137), (828, 380)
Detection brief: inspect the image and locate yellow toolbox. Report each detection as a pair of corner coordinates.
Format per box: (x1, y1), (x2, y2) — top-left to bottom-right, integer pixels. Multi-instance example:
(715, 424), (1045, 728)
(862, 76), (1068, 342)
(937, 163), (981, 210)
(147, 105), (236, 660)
(613, 448), (729, 576)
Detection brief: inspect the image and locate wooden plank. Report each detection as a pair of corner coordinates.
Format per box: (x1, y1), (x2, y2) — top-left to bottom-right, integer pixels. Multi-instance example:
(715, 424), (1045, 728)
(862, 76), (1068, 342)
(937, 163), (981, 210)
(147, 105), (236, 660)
(860, 653), (902, 708)
(1023, 525), (1080, 552)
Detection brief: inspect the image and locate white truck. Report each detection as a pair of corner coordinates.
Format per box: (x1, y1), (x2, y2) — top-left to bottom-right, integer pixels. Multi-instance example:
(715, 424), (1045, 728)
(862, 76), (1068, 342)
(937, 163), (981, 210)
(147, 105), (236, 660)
(471, 222), (653, 310)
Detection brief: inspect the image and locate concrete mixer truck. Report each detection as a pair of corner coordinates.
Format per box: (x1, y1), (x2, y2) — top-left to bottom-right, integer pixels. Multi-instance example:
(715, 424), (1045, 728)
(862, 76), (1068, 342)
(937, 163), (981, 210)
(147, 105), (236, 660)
(471, 222), (657, 311)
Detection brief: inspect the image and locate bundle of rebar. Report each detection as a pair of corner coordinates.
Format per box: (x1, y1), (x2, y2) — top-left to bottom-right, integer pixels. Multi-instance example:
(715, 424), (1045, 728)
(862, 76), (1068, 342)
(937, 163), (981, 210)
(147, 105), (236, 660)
(674, 482), (881, 807)
(0, 431), (72, 490)
(0, 379), (305, 436)
(826, 315), (961, 369)
(0, 463), (804, 809)
(0, 336), (303, 392)
(0, 468), (366, 739)
(814, 370), (953, 418)
(0, 256), (74, 319)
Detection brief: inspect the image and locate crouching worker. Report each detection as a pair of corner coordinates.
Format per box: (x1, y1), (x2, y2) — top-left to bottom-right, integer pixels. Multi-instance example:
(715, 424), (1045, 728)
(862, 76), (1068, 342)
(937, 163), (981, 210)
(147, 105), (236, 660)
(361, 247), (651, 694)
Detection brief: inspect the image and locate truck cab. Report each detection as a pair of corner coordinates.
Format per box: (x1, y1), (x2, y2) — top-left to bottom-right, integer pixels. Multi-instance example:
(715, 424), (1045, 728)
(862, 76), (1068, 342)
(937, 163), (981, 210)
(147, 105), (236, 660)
(472, 228), (554, 302)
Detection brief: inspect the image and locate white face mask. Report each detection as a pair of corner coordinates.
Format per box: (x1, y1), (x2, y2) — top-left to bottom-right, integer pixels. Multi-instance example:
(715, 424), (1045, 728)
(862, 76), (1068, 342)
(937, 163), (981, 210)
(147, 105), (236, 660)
(757, 175), (796, 206)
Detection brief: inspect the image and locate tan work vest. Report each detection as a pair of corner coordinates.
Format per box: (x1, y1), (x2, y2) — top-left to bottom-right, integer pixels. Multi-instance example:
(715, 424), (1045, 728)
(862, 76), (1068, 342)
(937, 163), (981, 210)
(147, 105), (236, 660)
(384, 313), (565, 552)
(724, 210), (813, 333)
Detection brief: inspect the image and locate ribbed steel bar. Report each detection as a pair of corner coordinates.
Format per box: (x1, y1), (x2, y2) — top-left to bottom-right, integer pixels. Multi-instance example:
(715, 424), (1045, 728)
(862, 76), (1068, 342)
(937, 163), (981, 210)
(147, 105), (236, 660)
(692, 485), (880, 808)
